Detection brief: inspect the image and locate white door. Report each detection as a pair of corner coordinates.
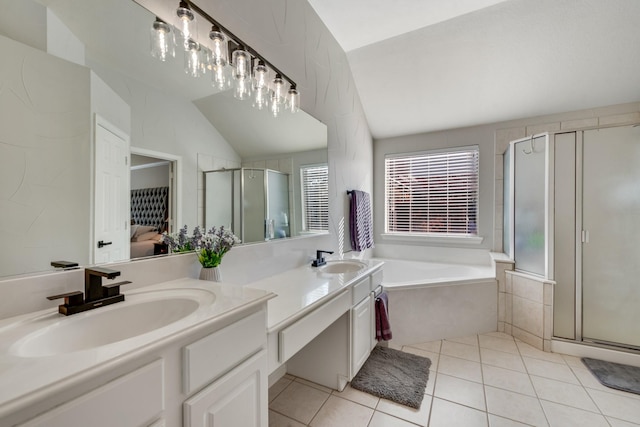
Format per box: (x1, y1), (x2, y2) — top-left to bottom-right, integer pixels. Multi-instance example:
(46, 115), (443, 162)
(94, 117), (130, 263)
(581, 125), (640, 348)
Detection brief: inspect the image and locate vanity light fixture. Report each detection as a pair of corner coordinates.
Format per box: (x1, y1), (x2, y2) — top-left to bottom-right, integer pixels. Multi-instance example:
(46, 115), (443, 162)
(150, 17), (175, 62)
(271, 73), (285, 105)
(176, 0), (196, 50)
(252, 60), (270, 110)
(208, 25), (227, 67)
(184, 39), (201, 77)
(286, 84), (300, 114)
(150, 0), (300, 116)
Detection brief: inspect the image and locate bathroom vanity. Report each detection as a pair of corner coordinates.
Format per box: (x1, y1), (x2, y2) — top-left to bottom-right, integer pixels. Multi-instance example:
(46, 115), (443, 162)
(0, 279), (273, 427)
(0, 258), (383, 426)
(246, 258), (384, 391)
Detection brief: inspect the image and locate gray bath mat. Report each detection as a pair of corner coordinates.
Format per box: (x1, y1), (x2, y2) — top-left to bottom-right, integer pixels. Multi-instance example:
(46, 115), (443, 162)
(350, 346), (431, 409)
(582, 357), (640, 395)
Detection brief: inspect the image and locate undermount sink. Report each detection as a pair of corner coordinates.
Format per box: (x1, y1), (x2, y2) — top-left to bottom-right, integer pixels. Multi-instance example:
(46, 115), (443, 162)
(9, 288), (215, 358)
(318, 260), (367, 274)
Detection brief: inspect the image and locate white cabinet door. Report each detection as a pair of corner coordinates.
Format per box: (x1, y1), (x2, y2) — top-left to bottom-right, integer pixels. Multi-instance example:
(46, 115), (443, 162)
(351, 295), (373, 378)
(184, 350), (268, 427)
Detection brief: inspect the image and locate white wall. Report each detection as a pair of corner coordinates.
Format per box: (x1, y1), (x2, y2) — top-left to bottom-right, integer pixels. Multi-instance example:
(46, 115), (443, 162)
(131, 164), (170, 190)
(0, 35), (91, 276)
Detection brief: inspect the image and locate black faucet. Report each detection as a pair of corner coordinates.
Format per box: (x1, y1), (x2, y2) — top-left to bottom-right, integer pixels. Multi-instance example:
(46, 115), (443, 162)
(47, 267), (131, 316)
(311, 250), (334, 267)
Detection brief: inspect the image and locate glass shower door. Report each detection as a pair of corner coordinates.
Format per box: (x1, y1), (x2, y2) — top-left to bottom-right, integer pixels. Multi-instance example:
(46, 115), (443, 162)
(581, 126), (640, 349)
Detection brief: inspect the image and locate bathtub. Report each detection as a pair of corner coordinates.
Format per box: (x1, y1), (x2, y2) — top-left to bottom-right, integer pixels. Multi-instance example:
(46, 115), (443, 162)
(374, 258), (498, 345)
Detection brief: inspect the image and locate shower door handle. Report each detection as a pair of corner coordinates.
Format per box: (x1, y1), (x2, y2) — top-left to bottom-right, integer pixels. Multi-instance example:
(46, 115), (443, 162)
(581, 230), (589, 243)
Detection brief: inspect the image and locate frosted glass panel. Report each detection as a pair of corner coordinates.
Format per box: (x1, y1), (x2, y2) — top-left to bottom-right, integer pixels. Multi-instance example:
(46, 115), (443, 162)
(513, 136), (546, 276)
(582, 126), (640, 348)
(205, 170), (234, 231)
(266, 171), (290, 239)
(243, 169), (265, 243)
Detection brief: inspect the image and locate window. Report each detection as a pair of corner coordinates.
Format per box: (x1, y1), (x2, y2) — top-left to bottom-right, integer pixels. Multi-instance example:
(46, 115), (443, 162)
(300, 164), (329, 231)
(385, 147), (479, 236)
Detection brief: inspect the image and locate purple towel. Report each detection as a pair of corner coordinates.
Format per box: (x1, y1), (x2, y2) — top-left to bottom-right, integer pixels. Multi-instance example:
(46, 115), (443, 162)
(349, 190), (374, 252)
(375, 292), (392, 341)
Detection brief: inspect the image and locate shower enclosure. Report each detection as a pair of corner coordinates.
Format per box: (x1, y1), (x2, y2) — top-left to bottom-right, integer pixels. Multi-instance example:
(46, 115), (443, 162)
(504, 126), (640, 351)
(204, 168), (290, 244)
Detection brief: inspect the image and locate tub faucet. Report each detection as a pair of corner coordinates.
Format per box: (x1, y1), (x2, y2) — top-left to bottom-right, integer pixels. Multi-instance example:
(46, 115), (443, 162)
(312, 250), (334, 267)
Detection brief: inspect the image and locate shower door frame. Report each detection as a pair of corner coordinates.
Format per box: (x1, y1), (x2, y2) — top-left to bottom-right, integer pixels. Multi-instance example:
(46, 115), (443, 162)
(506, 133), (555, 280)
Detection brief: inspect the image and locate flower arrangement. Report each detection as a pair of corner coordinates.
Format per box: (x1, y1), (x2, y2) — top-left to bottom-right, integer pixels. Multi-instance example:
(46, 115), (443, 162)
(162, 225), (240, 268)
(161, 225), (197, 253)
(195, 226), (241, 268)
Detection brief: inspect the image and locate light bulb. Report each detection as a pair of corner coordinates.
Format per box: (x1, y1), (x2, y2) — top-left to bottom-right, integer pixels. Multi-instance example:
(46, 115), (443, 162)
(184, 39), (201, 77)
(209, 26), (228, 67)
(286, 84), (300, 113)
(176, 1), (195, 50)
(150, 17), (175, 62)
(271, 74), (285, 105)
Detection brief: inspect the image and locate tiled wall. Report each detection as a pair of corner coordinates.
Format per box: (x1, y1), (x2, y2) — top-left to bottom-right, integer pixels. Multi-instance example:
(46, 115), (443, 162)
(493, 103), (640, 253)
(501, 271), (554, 351)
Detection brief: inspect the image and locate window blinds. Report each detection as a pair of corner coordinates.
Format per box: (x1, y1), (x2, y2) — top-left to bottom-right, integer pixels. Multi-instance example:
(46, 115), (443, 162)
(301, 164), (329, 231)
(385, 147), (479, 235)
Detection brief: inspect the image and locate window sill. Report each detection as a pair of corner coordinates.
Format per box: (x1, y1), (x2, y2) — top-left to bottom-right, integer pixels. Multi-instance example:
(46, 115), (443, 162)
(380, 233), (484, 246)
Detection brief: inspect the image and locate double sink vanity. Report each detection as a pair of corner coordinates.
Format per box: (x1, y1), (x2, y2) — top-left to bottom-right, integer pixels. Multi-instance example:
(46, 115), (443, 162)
(0, 257), (383, 427)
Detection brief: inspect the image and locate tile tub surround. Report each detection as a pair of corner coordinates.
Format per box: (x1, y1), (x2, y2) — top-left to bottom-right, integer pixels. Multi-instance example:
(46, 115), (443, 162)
(500, 271), (554, 352)
(386, 280), (498, 346)
(268, 332), (640, 426)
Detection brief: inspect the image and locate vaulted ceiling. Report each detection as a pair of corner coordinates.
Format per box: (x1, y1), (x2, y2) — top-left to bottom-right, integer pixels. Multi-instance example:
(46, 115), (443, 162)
(308, 0), (640, 139)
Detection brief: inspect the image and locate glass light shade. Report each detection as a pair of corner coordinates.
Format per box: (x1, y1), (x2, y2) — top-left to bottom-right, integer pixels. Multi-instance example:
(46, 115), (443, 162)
(211, 64), (232, 90)
(199, 46), (211, 76)
(232, 48), (252, 81)
(184, 39), (201, 77)
(270, 98), (281, 117)
(286, 85), (300, 113)
(253, 85), (270, 110)
(271, 74), (285, 105)
(252, 61), (268, 92)
(176, 1), (195, 50)
(209, 27), (228, 67)
(234, 77), (251, 100)
(150, 18), (175, 62)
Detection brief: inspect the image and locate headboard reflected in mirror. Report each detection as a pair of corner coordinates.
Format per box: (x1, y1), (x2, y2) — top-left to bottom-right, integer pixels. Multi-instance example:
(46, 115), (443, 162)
(0, 0), (328, 279)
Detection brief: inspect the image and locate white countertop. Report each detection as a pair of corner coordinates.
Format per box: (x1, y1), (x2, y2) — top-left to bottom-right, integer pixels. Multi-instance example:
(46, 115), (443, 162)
(245, 258), (384, 332)
(0, 278), (273, 418)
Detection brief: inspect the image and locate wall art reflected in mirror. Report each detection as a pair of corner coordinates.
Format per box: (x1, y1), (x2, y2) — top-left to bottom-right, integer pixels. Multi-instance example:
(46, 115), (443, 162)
(0, 0), (327, 279)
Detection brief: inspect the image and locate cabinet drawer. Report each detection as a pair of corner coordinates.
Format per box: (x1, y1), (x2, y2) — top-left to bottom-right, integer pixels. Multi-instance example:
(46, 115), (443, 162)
(184, 310), (265, 394)
(19, 360), (164, 427)
(371, 269), (383, 288)
(352, 276), (371, 305)
(279, 290), (350, 362)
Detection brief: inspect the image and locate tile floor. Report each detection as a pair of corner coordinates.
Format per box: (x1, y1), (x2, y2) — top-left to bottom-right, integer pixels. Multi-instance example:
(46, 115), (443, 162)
(268, 332), (640, 426)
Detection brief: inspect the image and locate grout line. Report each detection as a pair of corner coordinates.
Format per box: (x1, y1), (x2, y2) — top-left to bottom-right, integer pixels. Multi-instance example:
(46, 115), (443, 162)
(477, 334), (491, 427)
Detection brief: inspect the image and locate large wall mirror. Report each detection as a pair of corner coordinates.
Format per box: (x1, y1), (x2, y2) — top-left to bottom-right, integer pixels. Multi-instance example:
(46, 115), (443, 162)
(0, 0), (328, 279)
